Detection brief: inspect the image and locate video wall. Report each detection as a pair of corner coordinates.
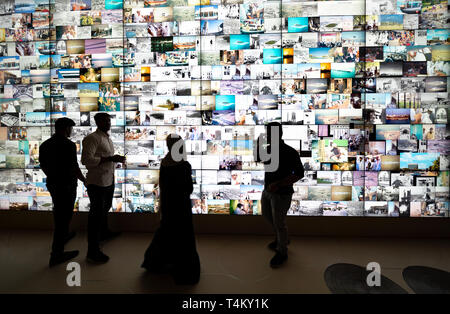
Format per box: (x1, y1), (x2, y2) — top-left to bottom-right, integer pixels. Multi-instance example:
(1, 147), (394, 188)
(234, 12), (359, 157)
(0, 0), (448, 217)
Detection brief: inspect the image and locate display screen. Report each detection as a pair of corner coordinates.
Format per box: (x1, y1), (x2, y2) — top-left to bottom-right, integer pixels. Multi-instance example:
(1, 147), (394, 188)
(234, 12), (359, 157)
(0, 0), (448, 217)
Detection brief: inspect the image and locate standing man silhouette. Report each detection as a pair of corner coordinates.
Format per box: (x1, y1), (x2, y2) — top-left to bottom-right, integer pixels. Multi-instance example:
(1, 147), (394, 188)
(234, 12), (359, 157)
(81, 113), (125, 263)
(256, 122), (304, 268)
(39, 117), (86, 267)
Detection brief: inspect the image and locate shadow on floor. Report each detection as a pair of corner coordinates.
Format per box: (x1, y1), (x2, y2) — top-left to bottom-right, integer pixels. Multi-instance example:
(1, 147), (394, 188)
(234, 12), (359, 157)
(324, 263), (408, 294)
(403, 266), (450, 294)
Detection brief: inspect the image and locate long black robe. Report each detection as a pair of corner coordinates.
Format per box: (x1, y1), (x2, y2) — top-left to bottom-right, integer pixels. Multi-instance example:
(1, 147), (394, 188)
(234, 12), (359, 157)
(142, 160), (200, 285)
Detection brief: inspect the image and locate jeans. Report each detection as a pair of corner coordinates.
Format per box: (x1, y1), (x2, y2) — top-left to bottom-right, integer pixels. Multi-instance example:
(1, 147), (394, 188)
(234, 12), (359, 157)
(261, 189), (293, 255)
(87, 184), (114, 252)
(47, 183), (77, 254)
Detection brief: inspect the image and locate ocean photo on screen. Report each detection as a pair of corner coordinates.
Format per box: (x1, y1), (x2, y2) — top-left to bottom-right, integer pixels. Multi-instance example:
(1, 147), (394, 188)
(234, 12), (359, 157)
(331, 63), (356, 78)
(230, 34), (250, 50)
(263, 48), (282, 64)
(288, 17), (309, 33)
(105, 0), (123, 10)
(215, 95), (235, 111)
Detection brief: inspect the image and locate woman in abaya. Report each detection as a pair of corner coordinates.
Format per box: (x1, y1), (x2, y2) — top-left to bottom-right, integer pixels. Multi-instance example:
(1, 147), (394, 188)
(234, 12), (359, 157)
(142, 134), (200, 285)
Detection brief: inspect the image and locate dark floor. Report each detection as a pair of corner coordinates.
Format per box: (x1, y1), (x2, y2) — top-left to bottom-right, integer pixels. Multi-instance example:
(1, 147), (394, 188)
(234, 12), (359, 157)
(0, 230), (449, 293)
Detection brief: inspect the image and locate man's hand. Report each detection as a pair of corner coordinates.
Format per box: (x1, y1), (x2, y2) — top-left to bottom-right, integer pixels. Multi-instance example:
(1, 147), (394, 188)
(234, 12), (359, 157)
(101, 155), (126, 163)
(111, 155), (126, 163)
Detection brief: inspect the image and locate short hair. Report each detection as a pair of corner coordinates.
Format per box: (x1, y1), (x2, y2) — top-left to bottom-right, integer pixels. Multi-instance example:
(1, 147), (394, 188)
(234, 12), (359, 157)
(94, 112), (111, 124)
(54, 117), (75, 132)
(266, 121), (283, 137)
(166, 133), (182, 150)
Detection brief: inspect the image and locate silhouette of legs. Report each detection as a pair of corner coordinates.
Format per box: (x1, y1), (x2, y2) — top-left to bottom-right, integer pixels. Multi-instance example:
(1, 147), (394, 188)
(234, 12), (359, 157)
(87, 184), (114, 255)
(100, 185), (116, 240)
(48, 184), (77, 254)
(261, 190), (292, 255)
(47, 184), (79, 267)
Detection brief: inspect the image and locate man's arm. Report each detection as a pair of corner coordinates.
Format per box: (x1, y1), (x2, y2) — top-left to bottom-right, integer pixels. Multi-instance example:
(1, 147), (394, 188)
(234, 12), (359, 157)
(268, 150), (304, 192)
(254, 134), (262, 163)
(71, 143), (86, 183)
(81, 135), (101, 168)
(291, 151), (305, 181)
(276, 173), (303, 188)
(76, 166), (86, 183)
(38, 143), (50, 177)
(268, 173), (302, 192)
(185, 163), (194, 195)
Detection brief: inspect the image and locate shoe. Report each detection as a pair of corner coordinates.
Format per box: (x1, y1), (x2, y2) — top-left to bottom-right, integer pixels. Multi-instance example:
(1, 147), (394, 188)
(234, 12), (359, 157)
(268, 241), (277, 250)
(86, 250), (110, 264)
(49, 250), (79, 267)
(270, 251), (288, 268)
(64, 231), (76, 245)
(268, 239), (290, 251)
(100, 231), (121, 242)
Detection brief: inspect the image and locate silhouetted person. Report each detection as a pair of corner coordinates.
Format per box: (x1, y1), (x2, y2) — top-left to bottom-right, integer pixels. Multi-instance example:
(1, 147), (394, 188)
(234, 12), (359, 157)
(142, 134), (200, 285)
(39, 118), (86, 267)
(81, 113), (126, 263)
(256, 122), (304, 268)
